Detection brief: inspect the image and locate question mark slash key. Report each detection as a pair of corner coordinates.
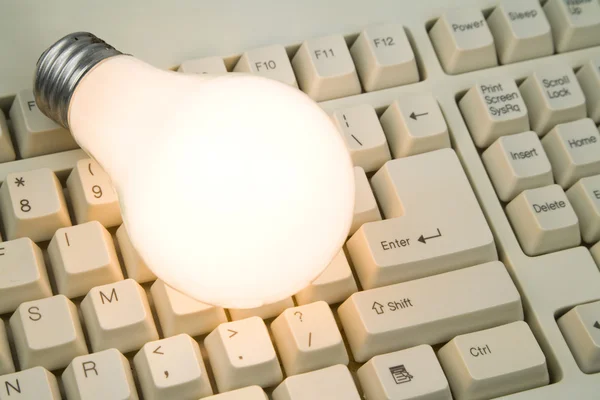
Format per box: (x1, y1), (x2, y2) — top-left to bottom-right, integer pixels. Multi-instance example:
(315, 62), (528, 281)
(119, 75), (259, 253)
(133, 334), (213, 399)
(271, 301), (349, 376)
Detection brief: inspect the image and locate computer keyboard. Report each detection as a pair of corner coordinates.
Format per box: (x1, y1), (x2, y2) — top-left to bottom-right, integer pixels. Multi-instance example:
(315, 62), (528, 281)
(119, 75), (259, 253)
(1, 0), (600, 398)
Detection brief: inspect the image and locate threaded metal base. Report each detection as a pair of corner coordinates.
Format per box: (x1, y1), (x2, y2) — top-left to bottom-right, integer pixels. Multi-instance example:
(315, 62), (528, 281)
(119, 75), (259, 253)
(34, 32), (124, 129)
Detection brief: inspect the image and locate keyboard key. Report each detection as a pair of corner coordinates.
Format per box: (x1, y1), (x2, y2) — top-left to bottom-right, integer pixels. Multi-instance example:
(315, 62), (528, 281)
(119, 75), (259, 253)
(567, 175), (600, 243)
(429, 8), (498, 74)
(350, 24), (419, 92)
(0, 168), (71, 242)
(439, 321), (549, 400)
(577, 57), (600, 123)
(350, 166), (382, 235)
(380, 95), (450, 158)
(151, 279), (227, 337)
(229, 297), (294, 321)
(62, 349), (138, 400)
(67, 159), (122, 227)
(133, 334), (213, 400)
(0, 110), (16, 163)
(294, 249), (358, 305)
(116, 224), (157, 283)
(558, 300), (600, 373)
(178, 56), (227, 74)
(0, 238), (52, 315)
(519, 64), (586, 134)
(487, 0), (553, 64)
(48, 221), (123, 298)
(204, 386), (268, 399)
(81, 279), (159, 353)
(0, 320), (15, 375)
(459, 77), (529, 148)
(348, 149), (496, 289)
(357, 345), (451, 400)
(506, 184), (580, 256)
(271, 301), (348, 375)
(0, 367), (61, 400)
(292, 34), (361, 101)
(338, 261), (522, 362)
(544, 0), (600, 52)
(272, 364), (361, 400)
(542, 118), (600, 188)
(234, 45), (298, 87)
(0, 148), (87, 185)
(482, 131), (553, 202)
(204, 316), (282, 392)
(8, 90), (78, 158)
(331, 104), (391, 173)
(9, 294), (88, 370)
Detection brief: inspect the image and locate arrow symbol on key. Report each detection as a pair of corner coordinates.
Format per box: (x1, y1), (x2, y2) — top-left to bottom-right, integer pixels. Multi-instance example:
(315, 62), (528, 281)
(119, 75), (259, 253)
(372, 302), (385, 315)
(410, 111), (429, 121)
(418, 228), (442, 244)
(228, 329), (238, 338)
(594, 321), (600, 330)
(153, 346), (164, 355)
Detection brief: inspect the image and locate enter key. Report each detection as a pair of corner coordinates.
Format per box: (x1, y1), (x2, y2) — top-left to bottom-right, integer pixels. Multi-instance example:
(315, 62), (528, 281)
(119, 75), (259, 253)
(347, 149), (497, 289)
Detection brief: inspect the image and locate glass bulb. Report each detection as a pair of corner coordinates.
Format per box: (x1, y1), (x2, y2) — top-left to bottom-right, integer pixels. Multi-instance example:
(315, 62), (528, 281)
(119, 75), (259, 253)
(35, 33), (354, 309)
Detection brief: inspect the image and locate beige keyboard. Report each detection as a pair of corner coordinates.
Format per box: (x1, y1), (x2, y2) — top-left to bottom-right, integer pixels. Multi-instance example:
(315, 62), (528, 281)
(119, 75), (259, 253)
(2, 0), (600, 399)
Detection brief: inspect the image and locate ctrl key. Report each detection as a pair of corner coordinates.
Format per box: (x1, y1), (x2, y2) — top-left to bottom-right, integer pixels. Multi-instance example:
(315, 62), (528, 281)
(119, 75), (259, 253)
(438, 321), (549, 400)
(0, 367), (61, 399)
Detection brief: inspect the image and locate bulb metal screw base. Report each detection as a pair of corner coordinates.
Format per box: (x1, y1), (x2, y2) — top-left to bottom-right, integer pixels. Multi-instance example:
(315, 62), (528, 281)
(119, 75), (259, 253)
(34, 32), (123, 129)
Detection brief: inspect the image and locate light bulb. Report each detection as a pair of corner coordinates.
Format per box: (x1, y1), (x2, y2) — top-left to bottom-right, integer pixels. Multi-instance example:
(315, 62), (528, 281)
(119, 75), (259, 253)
(34, 33), (354, 309)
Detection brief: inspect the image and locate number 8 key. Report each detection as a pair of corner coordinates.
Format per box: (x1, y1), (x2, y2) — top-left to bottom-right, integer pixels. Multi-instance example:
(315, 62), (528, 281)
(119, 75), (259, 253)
(0, 168), (71, 242)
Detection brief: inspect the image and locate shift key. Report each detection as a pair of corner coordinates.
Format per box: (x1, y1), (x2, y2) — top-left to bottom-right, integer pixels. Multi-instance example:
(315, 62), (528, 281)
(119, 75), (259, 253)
(347, 149), (497, 290)
(338, 261), (523, 362)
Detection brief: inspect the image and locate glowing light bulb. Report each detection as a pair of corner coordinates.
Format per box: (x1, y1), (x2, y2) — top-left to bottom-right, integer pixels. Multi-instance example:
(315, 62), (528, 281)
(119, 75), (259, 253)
(34, 33), (354, 309)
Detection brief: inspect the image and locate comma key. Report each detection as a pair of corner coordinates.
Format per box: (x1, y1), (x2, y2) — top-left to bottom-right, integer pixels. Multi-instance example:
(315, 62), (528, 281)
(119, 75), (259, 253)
(134, 334), (213, 400)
